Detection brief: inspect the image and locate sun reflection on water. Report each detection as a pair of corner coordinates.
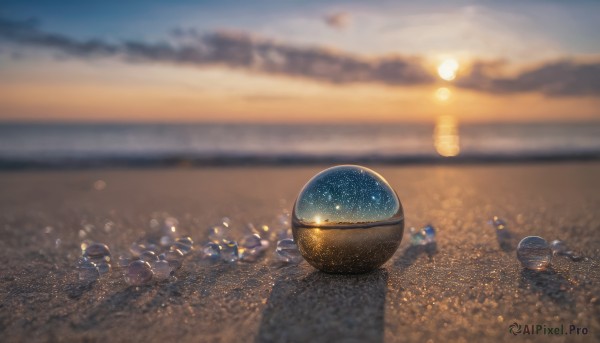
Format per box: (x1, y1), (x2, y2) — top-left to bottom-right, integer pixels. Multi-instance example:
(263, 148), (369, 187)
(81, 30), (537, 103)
(434, 115), (460, 157)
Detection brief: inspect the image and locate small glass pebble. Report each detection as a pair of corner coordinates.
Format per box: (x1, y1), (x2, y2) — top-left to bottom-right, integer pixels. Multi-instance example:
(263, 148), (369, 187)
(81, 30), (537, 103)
(77, 258), (100, 282)
(208, 225), (228, 243)
(94, 261), (112, 276)
(171, 236), (193, 255)
(151, 260), (173, 281)
(550, 240), (567, 255)
(274, 239), (303, 264)
(409, 227), (426, 246)
(202, 242), (221, 259)
(422, 225), (436, 244)
(517, 236), (552, 271)
(83, 242), (111, 260)
(240, 234), (268, 262)
(125, 260), (153, 286)
(159, 249), (184, 270)
(139, 250), (158, 262)
(489, 216), (507, 230)
(129, 242), (146, 257)
(117, 255), (132, 268)
(220, 240), (239, 262)
(221, 216), (231, 228)
(549, 239), (584, 262)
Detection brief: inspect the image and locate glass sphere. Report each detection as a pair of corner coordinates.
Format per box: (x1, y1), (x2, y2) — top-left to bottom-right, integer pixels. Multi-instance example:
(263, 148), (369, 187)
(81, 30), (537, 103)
(292, 165), (404, 273)
(517, 236), (552, 271)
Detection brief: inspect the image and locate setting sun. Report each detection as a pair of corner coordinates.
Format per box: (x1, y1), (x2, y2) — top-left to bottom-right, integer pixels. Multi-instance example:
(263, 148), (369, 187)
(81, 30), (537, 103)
(437, 58), (459, 81)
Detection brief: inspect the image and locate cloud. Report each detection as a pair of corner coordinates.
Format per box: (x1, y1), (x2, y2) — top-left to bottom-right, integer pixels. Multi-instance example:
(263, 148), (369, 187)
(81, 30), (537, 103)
(324, 12), (352, 29)
(456, 60), (600, 96)
(0, 16), (433, 87)
(1, 16), (599, 96)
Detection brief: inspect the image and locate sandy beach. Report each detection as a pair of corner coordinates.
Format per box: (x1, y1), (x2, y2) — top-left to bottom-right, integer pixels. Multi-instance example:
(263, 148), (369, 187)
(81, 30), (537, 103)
(0, 162), (599, 342)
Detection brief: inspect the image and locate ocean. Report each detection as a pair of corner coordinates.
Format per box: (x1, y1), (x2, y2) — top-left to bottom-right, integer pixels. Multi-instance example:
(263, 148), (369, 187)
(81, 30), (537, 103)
(0, 122), (599, 168)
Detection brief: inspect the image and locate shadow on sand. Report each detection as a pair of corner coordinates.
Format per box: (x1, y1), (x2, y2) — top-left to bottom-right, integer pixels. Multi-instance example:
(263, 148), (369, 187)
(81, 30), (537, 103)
(519, 267), (576, 307)
(394, 242), (438, 271)
(256, 269), (388, 343)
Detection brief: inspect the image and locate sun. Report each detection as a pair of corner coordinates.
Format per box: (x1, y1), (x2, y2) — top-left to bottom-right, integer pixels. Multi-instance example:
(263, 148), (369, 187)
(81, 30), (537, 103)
(437, 58), (459, 81)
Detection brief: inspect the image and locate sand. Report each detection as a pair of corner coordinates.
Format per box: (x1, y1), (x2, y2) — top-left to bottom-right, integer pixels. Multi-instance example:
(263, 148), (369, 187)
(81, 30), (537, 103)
(0, 163), (599, 342)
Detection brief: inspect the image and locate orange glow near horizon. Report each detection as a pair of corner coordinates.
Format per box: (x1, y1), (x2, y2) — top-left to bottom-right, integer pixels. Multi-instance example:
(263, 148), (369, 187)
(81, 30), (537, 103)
(0, 60), (599, 124)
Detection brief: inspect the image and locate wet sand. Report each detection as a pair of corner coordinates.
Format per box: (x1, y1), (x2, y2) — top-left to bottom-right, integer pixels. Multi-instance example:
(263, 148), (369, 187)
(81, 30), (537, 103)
(0, 163), (599, 342)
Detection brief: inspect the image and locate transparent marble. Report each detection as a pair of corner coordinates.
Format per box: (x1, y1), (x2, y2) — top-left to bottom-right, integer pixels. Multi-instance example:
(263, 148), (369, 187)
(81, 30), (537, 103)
(77, 258), (99, 282)
(517, 236), (552, 271)
(208, 225), (229, 243)
(83, 243), (111, 261)
(125, 260), (153, 286)
(550, 240), (567, 255)
(423, 225), (436, 244)
(151, 260), (173, 280)
(489, 216), (507, 230)
(170, 236), (193, 255)
(94, 261), (112, 276)
(220, 240), (239, 262)
(139, 250), (158, 262)
(274, 239), (303, 264)
(159, 249), (184, 270)
(202, 242), (221, 259)
(129, 242), (146, 257)
(292, 165), (404, 273)
(240, 234), (269, 262)
(117, 255), (132, 268)
(409, 227), (426, 246)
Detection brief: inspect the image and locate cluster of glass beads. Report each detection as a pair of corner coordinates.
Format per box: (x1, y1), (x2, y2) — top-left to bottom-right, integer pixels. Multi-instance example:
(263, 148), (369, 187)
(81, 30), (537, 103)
(76, 211), (303, 286)
(202, 213), (302, 264)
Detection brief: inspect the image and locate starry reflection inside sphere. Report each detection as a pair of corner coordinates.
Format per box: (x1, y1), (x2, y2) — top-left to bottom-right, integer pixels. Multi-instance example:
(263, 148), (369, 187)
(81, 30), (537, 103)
(292, 165), (404, 274)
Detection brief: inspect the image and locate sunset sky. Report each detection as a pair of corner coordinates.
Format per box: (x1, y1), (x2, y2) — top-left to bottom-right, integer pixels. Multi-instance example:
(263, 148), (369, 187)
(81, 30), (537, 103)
(0, 0), (599, 123)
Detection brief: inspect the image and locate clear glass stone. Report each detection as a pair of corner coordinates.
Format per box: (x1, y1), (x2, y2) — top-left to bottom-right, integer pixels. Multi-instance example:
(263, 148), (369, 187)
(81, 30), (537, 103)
(171, 236), (193, 255)
(125, 260), (153, 286)
(208, 225), (229, 243)
(517, 236), (552, 271)
(159, 249), (184, 270)
(117, 255), (132, 268)
(83, 242), (111, 260)
(129, 242), (146, 257)
(550, 240), (567, 255)
(77, 258), (99, 282)
(202, 242), (221, 259)
(94, 261), (112, 276)
(489, 216), (507, 230)
(139, 250), (158, 262)
(274, 239), (303, 264)
(409, 227), (426, 246)
(422, 225), (436, 244)
(220, 240), (239, 262)
(151, 260), (173, 280)
(240, 234), (268, 262)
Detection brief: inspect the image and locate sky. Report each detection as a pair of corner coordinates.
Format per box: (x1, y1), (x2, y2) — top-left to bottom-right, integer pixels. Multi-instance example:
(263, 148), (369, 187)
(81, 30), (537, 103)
(0, 0), (599, 123)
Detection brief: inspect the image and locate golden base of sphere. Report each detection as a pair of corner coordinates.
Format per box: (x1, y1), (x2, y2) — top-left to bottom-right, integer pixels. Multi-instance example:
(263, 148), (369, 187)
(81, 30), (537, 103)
(292, 220), (404, 274)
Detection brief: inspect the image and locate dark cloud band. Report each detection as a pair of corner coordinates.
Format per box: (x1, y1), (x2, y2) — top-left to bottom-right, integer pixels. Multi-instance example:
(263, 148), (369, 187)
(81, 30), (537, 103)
(1, 16), (599, 96)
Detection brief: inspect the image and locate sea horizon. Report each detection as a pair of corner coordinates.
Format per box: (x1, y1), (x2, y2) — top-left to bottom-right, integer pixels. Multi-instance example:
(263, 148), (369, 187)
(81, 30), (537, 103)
(1, 121), (599, 169)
